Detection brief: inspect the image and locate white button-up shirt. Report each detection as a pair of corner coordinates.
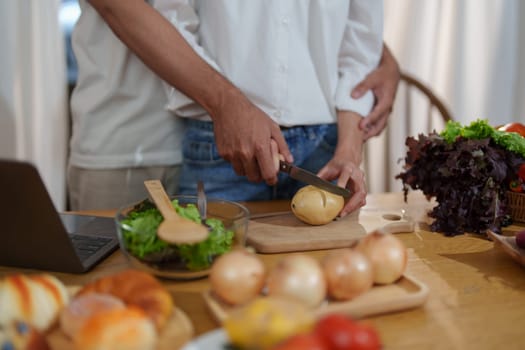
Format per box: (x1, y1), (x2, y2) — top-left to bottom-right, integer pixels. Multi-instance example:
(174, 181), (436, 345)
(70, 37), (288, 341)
(158, 0), (383, 127)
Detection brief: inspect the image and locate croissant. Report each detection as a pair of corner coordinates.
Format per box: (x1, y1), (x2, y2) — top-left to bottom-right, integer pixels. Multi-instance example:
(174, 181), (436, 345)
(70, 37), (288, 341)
(59, 292), (126, 339)
(76, 269), (174, 330)
(0, 274), (69, 331)
(73, 307), (157, 350)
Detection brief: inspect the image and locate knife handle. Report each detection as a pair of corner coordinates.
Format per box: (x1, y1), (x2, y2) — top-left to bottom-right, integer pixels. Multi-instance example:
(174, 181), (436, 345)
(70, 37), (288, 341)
(271, 139), (286, 172)
(278, 161), (291, 173)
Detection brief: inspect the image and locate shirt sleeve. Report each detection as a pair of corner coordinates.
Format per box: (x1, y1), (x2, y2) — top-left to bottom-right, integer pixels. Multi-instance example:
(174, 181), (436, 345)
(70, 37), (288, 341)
(152, 0), (223, 114)
(335, 0), (384, 116)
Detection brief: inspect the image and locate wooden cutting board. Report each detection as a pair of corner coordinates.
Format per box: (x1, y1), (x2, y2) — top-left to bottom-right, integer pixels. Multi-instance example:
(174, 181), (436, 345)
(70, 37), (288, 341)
(246, 209), (415, 253)
(487, 230), (525, 267)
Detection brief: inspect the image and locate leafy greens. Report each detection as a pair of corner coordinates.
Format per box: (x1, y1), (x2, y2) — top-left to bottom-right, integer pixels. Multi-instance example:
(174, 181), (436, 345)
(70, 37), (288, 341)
(120, 199), (234, 270)
(396, 119), (524, 235)
(442, 120), (525, 157)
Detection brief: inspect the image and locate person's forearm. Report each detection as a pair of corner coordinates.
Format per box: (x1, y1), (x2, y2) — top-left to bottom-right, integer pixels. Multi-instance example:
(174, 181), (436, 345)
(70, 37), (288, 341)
(335, 111), (365, 165)
(88, 0), (242, 120)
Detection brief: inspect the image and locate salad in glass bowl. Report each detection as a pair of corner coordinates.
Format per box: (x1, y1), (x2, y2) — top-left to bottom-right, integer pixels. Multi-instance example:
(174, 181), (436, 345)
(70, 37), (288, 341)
(115, 195), (249, 279)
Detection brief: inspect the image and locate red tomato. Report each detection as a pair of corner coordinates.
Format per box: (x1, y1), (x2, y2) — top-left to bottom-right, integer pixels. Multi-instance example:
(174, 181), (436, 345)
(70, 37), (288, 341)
(498, 123), (525, 138)
(518, 164), (525, 181)
(315, 314), (355, 350)
(271, 333), (327, 350)
(348, 323), (382, 350)
(314, 314), (381, 350)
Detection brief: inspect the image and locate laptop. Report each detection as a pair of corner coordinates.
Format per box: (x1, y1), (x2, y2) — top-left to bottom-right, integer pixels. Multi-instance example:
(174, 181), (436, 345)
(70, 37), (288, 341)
(0, 159), (119, 273)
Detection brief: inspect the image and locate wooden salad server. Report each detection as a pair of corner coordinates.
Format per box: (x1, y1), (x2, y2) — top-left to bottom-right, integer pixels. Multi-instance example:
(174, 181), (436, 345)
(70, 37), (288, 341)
(144, 180), (208, 244)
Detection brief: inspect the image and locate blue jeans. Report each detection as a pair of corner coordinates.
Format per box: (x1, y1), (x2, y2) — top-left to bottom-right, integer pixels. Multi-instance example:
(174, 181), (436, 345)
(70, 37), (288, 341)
(178, 119), (337, 201)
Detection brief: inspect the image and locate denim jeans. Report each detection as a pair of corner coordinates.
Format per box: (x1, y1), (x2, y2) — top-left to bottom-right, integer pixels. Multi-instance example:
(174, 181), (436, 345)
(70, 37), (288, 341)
(178, 119), (337, 201)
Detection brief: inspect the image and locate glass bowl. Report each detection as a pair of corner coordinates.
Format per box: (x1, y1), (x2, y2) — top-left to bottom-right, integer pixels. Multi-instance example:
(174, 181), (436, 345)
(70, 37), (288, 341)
(115, 195), (250, 280)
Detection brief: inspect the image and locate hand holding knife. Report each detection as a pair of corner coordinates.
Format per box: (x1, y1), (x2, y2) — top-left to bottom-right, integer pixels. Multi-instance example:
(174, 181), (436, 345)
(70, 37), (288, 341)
(271, 139), (351, 199)
(278, 160), (352, 199)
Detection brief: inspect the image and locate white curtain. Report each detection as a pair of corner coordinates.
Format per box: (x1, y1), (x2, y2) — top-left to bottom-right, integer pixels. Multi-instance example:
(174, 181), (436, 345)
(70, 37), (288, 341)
(366, 0), (525, 193)
(0, 0), (68, 210)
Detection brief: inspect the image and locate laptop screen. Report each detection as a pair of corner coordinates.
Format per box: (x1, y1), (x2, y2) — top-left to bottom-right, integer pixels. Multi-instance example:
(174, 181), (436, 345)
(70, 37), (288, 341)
(0, 159), (118, 273)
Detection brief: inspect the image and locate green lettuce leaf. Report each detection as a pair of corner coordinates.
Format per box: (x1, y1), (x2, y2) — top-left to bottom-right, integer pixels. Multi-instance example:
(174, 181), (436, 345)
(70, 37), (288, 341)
(441, 119), (525, 157)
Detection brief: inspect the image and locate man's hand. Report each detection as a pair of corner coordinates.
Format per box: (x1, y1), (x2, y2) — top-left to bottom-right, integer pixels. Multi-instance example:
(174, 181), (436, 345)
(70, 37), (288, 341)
(352, 43), (401, 141)
(212, 92), (292, 185)
(317, 157), (366, 217)
(317, 111), (366, 217)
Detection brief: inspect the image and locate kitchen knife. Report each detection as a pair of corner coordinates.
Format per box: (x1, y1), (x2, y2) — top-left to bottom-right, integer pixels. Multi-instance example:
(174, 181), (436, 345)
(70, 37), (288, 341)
(279, 160), (351, 198)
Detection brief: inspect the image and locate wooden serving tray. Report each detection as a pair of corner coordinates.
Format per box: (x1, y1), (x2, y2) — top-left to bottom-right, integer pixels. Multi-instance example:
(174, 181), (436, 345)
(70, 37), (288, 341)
(46, 288), (194, 350)
(487, 230), (525, 267)
(203, 274), (429, 324)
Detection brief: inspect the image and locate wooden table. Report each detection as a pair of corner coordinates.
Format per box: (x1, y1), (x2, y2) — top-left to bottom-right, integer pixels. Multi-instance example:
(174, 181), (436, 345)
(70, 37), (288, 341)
(2, 191), (525, 349)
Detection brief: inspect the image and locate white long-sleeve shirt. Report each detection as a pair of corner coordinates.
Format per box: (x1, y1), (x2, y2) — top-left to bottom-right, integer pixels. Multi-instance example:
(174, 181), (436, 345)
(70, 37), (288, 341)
(157, 0), (383, 126)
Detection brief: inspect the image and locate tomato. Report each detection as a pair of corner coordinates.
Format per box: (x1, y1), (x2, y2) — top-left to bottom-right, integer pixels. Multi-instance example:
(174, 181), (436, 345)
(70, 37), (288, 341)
(314, 314), (357, 348)
(498, 123), (525, 138)
(518, 164), (525, 181)
(271, 333), (327, 350)
(347, 323), (382, 350)
(314, 314), (381, 350)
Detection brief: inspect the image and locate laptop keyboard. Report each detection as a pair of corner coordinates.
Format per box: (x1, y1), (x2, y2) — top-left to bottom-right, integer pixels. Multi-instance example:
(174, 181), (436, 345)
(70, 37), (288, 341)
(70, 234), (114, 262)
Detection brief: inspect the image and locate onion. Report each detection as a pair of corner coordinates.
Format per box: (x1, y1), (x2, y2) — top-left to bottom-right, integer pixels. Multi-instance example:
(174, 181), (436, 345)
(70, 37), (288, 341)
(355, 230), (408, 284)
(321, 248), (374, 301)
(209, 249), (266, 305)
(266, 254), (327, 307)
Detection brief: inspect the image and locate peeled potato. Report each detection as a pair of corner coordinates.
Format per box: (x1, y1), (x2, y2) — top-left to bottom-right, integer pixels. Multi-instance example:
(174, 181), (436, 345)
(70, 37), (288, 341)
(291, 185), (344, 225)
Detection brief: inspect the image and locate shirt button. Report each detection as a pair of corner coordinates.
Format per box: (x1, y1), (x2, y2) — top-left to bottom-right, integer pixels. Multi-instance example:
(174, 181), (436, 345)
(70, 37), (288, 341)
(274, 110), (282, 118)
(281, 17), (289, 25)
(278, 64), (287, 73)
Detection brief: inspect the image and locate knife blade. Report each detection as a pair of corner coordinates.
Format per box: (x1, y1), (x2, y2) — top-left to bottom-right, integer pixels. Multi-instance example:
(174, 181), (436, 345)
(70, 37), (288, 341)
(279, 160), (351, 198)
(197, 180), (207, 220)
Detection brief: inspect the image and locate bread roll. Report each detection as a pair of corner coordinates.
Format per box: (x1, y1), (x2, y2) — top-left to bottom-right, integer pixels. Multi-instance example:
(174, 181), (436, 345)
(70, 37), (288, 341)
(0, 320), (51, 350)
(76, 269), (174, 330)
(73, 307), (157, 350)
(59, 292), (126, 339)
(0, 274), (69, 331)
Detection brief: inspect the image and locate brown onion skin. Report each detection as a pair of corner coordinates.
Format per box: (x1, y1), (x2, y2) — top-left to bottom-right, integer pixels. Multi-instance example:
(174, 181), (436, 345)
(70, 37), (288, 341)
(356, 230), (408, 285)
(321, 248), (374, 301)
(266, 254), (327, 308)
(209, 249), (266, 305)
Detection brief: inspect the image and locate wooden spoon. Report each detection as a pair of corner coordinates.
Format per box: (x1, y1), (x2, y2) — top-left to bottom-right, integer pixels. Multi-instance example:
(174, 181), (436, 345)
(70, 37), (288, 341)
(144, 180), (209, 244)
